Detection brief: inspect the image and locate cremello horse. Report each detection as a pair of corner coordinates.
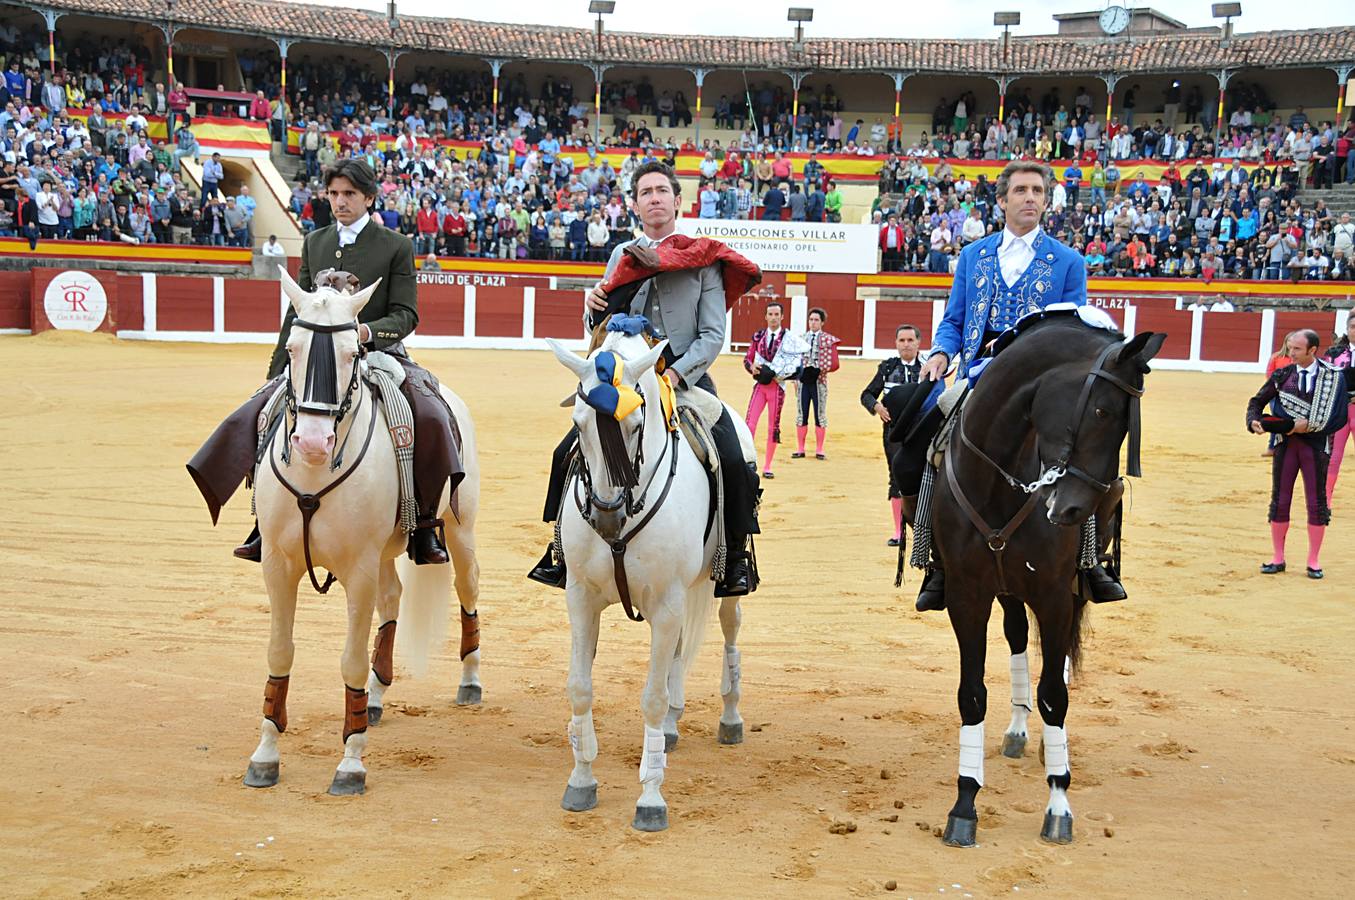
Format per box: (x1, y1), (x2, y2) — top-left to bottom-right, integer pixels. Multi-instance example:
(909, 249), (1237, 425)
(243, 269), (482, 796)
(548, 330), (747, 832)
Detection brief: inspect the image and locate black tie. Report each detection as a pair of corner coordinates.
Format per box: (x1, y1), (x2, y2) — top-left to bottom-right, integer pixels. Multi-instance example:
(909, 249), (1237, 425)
(1300, 370), (1309, 394)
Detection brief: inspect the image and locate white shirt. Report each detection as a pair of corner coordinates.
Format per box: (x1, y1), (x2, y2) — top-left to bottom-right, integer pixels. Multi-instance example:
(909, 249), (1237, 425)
(261, 240), (286, 257)
(337, 213), (370, 247)
(998, 226), (1039, 287)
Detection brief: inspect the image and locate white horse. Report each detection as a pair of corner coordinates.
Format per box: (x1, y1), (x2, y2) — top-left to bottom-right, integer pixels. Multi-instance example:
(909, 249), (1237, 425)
(243, 269), (482, 796)
(547, 330), (746, 832)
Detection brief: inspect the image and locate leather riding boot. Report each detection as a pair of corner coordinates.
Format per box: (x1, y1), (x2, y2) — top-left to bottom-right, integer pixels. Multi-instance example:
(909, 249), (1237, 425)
(234, 522), (262, 562)
(1085, 564), (1128, 603)
(527, 545), (567, 589)
(409, 516), (449, 566)
(915, 566), (946, 612)
(715, 551), (752, 598)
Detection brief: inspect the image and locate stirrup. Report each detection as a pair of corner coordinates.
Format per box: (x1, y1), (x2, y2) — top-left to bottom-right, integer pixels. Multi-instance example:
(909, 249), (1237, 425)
(408, 517), (449, 565)
(915, 566), (946, 612)
(1083, 564), (1127, 603)
(527, 545), (567, 589)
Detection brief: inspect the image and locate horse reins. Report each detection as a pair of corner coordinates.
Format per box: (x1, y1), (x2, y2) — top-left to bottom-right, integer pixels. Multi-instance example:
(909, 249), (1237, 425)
(270, 317), (377, 594)
(948, 338), (1146, 595)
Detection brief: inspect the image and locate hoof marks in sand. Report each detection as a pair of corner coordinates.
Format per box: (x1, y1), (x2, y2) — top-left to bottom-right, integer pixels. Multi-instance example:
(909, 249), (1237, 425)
(1040, 812), (1074, 844)
(942, 814), (977, 847)
(632, 804), (668, 832)
(327, 770), (367, 796)
(1001, 732), (1027, 758)
(561, 783), (598, 812)
(243, 761), (279, 788)
(718, 721), (744, 745)
(456, 684), (482, 706)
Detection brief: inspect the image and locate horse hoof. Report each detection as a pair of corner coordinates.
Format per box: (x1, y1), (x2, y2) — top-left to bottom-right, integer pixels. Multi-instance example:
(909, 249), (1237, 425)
(243, 761), (279, 788)
(942, 815), (977, 847)
(327, 770), (366, 796)
(1001, 732), (1027, 758)
(718, 721), (744, 745)
(561, 783), (598, 812)
(632, 804), (668, 832)
(664, 731), (679, 752)
(456, 684), (482, 706)
(367, 705), (383, 726)
(1040, 812), (1074, 844)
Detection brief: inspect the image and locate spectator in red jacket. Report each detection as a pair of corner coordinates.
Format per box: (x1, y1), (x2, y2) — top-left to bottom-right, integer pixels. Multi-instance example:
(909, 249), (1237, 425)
(879, 213), (907, 272)
(248, 90), (271, 121)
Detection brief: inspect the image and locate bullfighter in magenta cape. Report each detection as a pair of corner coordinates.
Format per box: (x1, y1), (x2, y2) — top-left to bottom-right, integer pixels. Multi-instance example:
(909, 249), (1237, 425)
(907, 160), (1128, 612)
(187, 158), (462, 567)
(529, 161), (764, 599)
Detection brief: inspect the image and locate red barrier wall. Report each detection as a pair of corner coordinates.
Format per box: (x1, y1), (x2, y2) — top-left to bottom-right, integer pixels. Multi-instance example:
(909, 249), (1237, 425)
(156, 276), (213, 332)
(1131, 307), (1194, 360)
(874, 300), (936, 349)
(116, 275), (143, 331)
(0, 271), (31, 329)
(1272, 311), (1340, 352)
(534, 288), (586, 340)
(474, 286), (524, 338)
(417, 283), (465, 336)
(225, 280), (281, 333)
(1200, 313), (1263, 363)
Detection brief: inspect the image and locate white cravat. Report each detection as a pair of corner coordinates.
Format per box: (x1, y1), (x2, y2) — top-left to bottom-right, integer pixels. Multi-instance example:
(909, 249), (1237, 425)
(999, 227), (1039, 286)
(337, 212), (370, 247)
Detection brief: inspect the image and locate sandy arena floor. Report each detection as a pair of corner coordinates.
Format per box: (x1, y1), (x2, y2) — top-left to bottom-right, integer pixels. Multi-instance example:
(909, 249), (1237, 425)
(3, 330), (1353, 898)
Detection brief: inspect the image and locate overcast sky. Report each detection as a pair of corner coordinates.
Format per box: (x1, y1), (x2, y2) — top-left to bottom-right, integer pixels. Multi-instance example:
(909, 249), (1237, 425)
(296, 0), (1349, 40)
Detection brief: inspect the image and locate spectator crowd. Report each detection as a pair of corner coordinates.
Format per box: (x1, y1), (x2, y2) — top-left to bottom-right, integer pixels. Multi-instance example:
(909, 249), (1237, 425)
(1, 20), (1353, 277)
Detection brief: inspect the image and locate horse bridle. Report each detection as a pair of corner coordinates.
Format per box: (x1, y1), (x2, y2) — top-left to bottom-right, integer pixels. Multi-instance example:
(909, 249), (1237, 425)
(270, 316), (378, 594)
(947, 338), (1145, 595)
(570, 380), (681, 623)
(959, 339), (1145, 498)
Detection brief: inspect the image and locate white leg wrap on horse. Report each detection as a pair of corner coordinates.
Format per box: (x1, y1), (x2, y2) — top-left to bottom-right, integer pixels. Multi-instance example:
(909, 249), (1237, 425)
(1010, 651), (1031, 710)
(639, 725), (667, 784)
(337, 732), (367, 774)
(958, 722), (985, 786)
(250, 718), (280, 765)
(569, 713), (598, 763)
(1043, 724), (1070, 778)
(721, 645), (741, 696)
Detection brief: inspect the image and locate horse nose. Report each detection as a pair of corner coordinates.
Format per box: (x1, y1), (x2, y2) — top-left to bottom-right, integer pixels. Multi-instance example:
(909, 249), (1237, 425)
(1048, 504), (1084, 526)
(290, 431), (335, 457)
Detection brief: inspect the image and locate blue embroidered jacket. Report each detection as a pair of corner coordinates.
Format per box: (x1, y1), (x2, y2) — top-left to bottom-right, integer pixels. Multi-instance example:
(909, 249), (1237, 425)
(933, 229), (1087, 377)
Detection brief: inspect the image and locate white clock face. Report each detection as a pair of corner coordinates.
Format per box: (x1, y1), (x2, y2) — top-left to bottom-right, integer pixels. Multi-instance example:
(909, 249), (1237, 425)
(1100, 4), (1130, 34)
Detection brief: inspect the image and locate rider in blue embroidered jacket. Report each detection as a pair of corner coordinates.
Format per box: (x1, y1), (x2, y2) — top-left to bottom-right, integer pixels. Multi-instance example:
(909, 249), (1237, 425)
(914, 161), (1123, 612)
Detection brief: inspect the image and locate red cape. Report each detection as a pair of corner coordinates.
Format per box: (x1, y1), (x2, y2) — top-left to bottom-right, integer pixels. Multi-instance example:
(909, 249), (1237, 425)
(600, 234), (762, 310)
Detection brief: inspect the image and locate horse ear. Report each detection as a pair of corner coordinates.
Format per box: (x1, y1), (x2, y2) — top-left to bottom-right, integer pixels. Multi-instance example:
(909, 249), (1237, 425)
(624, 340), (668, 384)
(346, 277), (381, 317)
(278, 265), (309, 314)
(1117, 332), (1167, 368)
(546, 338), (592, 381)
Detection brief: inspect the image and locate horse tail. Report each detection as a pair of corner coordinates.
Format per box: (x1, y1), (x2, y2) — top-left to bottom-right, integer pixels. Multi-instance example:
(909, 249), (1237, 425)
(394, 555), (450, 678)
(678, 584), (715, 682)
(1067, 598), (1089, 677)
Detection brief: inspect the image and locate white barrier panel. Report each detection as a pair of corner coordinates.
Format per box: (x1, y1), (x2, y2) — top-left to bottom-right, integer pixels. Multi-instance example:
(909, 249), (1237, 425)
(674, 218), (878, 274)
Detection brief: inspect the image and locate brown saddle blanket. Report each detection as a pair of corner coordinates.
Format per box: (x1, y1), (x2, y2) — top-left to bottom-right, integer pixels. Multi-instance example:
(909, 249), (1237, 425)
(186, 355), (463, 525)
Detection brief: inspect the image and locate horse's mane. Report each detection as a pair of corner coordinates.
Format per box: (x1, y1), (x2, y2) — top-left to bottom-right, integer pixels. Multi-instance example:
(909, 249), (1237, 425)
(992, 316), (1127, 373)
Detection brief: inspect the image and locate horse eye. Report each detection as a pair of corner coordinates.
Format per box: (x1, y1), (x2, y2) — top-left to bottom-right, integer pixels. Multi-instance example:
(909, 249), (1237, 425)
(1094, 407), (1108, 419)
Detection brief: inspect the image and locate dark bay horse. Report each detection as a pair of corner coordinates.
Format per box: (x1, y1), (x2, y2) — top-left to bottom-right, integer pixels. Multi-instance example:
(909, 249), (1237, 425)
(931, 315), (1164, 847)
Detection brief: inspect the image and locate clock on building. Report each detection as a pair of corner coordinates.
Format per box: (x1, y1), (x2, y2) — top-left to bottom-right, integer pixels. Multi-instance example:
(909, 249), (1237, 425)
(1099, 4), (1131, 35)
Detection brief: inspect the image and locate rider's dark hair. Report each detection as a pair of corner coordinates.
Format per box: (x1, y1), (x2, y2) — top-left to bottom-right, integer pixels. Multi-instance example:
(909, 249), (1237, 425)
(896, 324), (921, 339)
(324, 158), (379, 199)
(630, 161), (681, 200)
(809, 307), (827, 322)
(765, 300), (784, 312)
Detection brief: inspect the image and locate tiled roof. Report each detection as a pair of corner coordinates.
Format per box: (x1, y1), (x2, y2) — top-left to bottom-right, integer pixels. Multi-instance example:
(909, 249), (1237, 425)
(39, 0), (1355, 75)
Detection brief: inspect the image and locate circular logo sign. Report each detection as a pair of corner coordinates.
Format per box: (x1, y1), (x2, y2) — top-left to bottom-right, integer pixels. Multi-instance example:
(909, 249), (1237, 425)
(43, 270), (108, 332)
